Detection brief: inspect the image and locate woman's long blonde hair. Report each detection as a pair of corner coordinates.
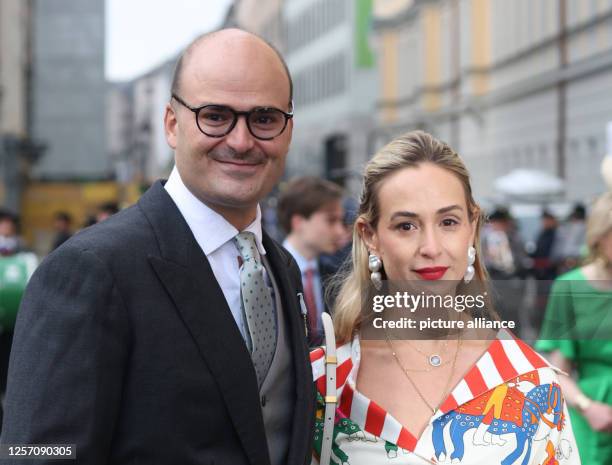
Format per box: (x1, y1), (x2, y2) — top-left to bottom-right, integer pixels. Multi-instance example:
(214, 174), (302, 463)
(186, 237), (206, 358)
(331, 130), (491, 344)
(585, 192), (612, 265)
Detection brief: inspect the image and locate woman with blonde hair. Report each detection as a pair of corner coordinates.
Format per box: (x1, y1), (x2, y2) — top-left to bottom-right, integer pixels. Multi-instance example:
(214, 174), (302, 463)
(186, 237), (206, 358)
(537, 192), (612, 465)
(311, 130), (579, 464)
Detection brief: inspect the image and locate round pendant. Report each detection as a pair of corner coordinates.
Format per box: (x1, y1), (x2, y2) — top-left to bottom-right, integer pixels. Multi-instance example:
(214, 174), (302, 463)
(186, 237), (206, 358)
(429, 355), (442, 367)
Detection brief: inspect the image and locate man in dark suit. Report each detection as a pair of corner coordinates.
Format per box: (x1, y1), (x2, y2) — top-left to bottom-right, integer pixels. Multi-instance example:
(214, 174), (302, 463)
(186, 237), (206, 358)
(0, 29), (315, 465)
(276, 177), (345, 346)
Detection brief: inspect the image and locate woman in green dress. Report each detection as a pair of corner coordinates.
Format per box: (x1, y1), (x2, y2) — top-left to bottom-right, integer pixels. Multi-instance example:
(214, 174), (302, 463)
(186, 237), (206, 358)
(537, 192), (612, 465)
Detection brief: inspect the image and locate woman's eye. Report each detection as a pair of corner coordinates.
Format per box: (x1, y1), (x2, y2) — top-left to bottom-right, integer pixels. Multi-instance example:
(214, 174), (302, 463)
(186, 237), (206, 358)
(397, 223), (415, 231)
(441, 218), (459, 227)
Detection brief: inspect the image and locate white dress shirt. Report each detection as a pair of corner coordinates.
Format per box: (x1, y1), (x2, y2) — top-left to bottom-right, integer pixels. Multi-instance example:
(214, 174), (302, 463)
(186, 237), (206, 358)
(164, 166), (266, 341)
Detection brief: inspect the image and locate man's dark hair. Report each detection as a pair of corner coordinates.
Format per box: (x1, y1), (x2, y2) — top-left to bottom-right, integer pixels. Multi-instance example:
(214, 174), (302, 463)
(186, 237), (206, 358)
(0, 208), (20, 233)
(488, 207), (511, 223)
(277, 177), (343, 234)
(99, 202), (119, 216)
(54, 211), (72, 224)
(570, 203), (586, 220)
(0, 209), (18, 224)
(170, 29), (293, 104)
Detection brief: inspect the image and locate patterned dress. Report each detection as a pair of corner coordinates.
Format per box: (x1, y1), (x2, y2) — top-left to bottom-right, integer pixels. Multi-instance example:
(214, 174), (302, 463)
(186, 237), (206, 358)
(310, 329), (580, 465)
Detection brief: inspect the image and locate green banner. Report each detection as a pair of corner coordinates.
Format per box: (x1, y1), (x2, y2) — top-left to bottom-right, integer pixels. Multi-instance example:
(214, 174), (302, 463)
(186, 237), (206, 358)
(355, 0), (375, 68)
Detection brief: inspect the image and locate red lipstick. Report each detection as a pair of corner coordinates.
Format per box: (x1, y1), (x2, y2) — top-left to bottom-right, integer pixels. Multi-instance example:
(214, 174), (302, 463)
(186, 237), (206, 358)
(413, 266), (449, 280)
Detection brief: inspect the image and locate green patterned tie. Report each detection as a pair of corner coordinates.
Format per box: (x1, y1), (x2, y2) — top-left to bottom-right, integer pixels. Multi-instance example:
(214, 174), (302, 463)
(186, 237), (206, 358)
(234, 231), (277, 386)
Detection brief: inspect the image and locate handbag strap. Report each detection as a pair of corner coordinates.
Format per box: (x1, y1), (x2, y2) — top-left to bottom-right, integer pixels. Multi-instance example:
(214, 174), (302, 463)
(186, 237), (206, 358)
(319, 312), (337, 465)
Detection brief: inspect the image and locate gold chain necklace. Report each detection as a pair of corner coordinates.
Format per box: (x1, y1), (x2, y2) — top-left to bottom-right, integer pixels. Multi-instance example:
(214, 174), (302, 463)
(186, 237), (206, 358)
(404, 338), (450, 368)
(390, 339), (451, 373)
(384, 330), (462, 414)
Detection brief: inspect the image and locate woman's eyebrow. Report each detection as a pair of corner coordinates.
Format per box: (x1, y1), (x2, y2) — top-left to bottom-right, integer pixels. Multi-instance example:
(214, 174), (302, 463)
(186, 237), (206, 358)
(437, 204), (463, 214)
(389, 205), (463, 221)
(390, 211), (418, 220)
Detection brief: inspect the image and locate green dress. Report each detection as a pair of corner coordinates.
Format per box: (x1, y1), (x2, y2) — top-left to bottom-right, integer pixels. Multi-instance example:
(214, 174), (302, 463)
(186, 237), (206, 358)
(537, 267), (612, 465)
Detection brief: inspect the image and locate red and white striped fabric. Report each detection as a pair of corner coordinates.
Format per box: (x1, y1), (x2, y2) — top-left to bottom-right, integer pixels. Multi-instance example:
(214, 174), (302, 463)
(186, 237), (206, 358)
(437, 329), (556, 415)
(310, 329), (567, 456)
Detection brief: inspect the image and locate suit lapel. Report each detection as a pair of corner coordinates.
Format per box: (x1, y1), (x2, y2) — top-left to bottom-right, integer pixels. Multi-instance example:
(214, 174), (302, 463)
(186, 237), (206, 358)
(263, 233), (315, 465)
(139, 182), (270, 465)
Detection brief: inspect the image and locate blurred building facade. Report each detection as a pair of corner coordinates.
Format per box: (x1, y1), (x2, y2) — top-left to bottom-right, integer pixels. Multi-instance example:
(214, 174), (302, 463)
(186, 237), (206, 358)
(231, 0), (284, 45)
(106, 82), (134, 183)
(20, 0), (115, 253)
(231, 0), (378, 196)
(285, 0), (378, 195)
(30, 0), (108, 180)
(372, 0), (612, 203)
(0, 0), (35, 212)
(107, 59), (175, 185)
(102, 0), (612, 216)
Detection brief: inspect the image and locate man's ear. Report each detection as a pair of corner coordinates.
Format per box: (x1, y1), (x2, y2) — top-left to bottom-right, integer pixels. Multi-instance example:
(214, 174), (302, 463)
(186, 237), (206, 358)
(164, 103), (178, 149)
(356, 217), (379, 256)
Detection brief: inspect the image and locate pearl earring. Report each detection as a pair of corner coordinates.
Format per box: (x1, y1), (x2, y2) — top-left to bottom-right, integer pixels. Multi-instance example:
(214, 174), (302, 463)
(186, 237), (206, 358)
(369, 254), (383, 290)
(464, 246), (476, 283)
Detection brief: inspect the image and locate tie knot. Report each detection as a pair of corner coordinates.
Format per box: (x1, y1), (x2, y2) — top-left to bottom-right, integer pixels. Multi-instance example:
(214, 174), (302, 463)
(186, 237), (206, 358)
(234, 231), (260, 262)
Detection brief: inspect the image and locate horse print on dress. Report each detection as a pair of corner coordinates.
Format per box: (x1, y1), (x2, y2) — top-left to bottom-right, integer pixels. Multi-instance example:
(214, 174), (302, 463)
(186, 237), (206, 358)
(432, 371), (565, 465)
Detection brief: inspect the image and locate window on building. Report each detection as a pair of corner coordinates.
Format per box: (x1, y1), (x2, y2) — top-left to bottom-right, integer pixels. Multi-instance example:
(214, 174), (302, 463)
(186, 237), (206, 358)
(287, 0), (347, 53)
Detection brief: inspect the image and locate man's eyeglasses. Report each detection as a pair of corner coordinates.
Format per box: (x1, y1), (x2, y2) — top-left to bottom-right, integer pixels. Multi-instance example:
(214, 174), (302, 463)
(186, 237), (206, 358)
(171, 94), (293, 141)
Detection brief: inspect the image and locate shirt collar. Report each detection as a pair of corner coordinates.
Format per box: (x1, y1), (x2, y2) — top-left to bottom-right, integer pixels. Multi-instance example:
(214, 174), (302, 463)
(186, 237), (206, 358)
(164, 165), (266, 256)
(282, 239), (318, 274)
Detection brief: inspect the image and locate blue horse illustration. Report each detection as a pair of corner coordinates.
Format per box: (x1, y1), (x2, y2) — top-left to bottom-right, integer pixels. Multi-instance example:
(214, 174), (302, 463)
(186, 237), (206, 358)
(432, 383), (564, 465)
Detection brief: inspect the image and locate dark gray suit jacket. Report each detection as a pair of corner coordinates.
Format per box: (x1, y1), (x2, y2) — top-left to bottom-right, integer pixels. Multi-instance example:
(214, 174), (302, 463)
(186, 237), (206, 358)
(0, 181), (315, 465)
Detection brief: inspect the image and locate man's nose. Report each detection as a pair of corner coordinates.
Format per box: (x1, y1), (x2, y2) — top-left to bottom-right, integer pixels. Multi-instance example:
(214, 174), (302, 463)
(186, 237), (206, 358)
(225, 115), (256, 153)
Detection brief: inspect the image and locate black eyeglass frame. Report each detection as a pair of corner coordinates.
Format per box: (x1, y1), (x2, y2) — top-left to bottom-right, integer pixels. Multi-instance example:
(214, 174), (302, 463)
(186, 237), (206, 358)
(171, 94), (294, 141)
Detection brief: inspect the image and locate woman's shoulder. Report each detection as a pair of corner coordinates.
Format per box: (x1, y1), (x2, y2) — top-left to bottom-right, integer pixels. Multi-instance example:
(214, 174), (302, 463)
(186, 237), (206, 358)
(556, 267), (585, 282)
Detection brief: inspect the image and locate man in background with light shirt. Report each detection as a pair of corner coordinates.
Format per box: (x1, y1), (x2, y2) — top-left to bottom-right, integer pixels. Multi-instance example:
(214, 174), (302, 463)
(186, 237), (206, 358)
(277, 177), (345, 346)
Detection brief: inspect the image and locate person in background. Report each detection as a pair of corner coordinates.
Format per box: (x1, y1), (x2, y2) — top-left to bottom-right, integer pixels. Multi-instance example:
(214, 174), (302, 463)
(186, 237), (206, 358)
(319, 196), (358, 274)
(0, 210), (19, 402)
(0, 209), (32, 427)
(537, 192), (612, 465)
(95, 202), (119, 223)
(277, 176), (345, 346)
(262, 195), (283, 242)
(0, 210), (23, 256)
(50, 211), (73, 251)
(532, 211), (559, 280)
(481, 208), (526, 334)
(554, 203), (587, 275)
(81, 202), (120, 229)
(481, 208), (517, 278)
(531, 211), (560, 333)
